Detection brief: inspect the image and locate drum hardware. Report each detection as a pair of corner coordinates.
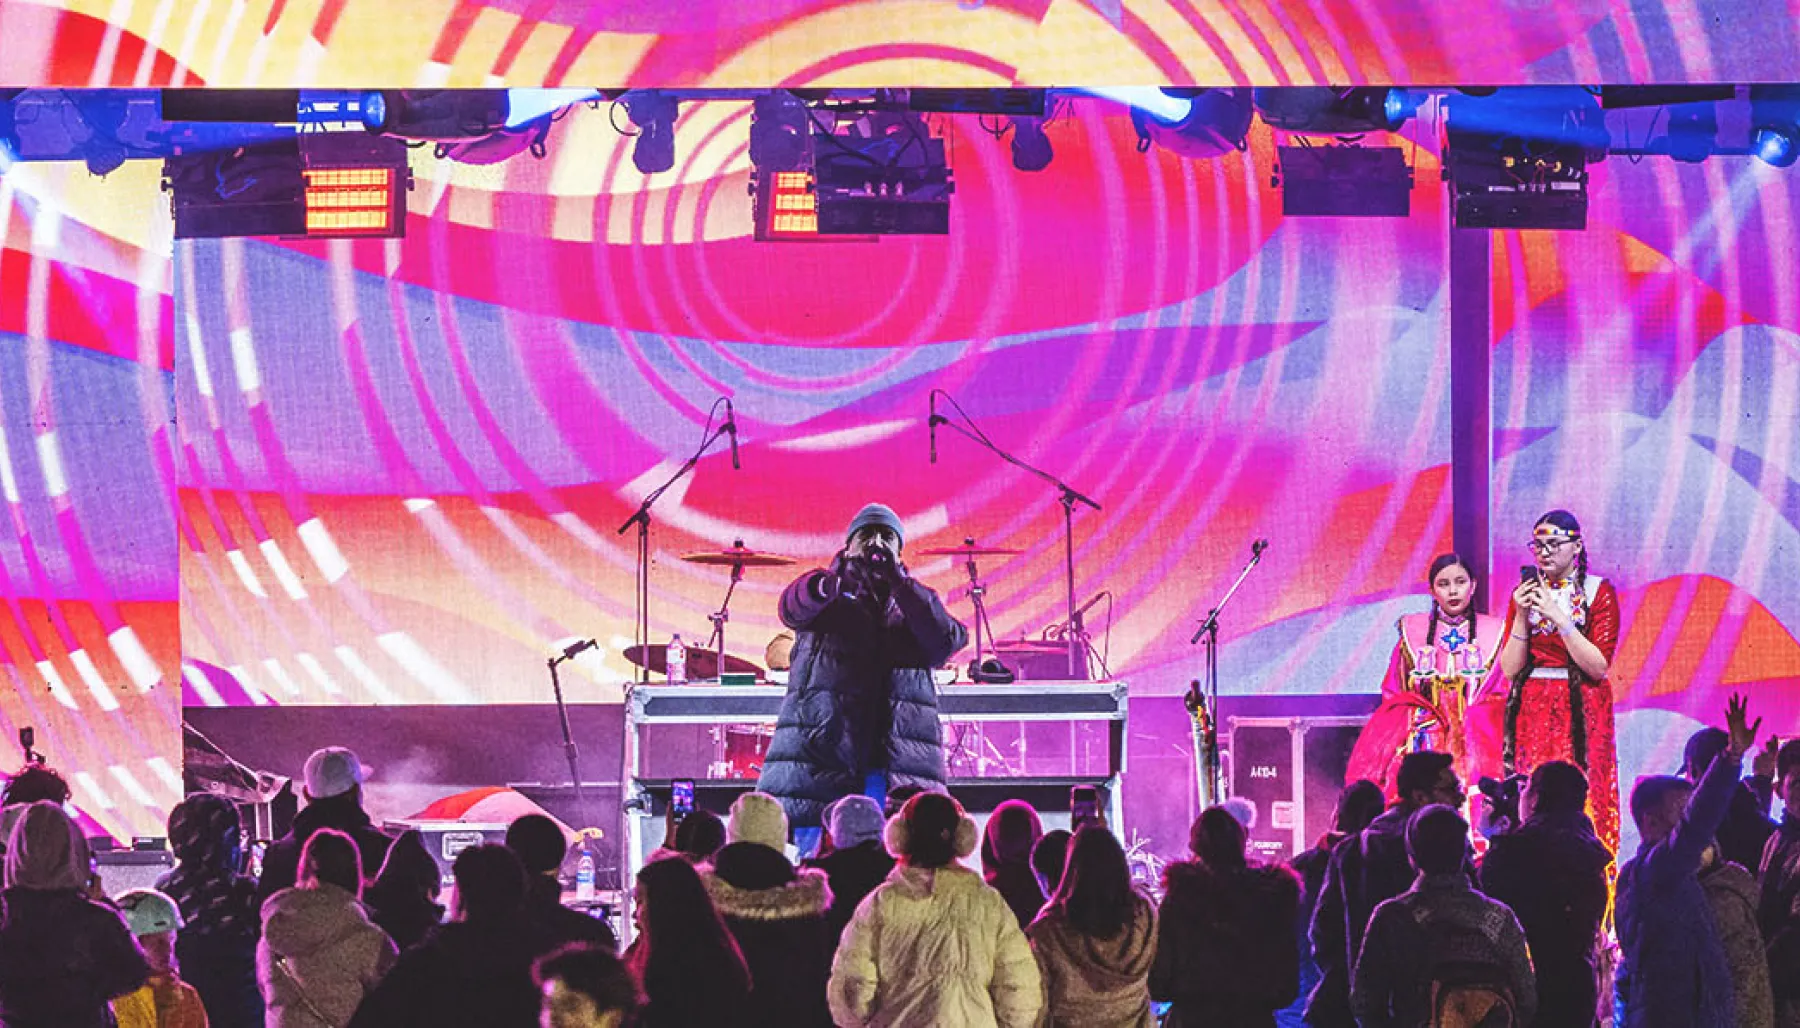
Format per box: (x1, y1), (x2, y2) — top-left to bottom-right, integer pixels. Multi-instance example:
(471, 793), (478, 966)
(679, 545), (798, 568)
(944, 721), (1020, 777)
(928, 388), (1101, 679)
(764, 632), (794, 672)
(622, 645), (762, 681)
(931, 537), (1014, 683)
(916, 543), (1024, 558)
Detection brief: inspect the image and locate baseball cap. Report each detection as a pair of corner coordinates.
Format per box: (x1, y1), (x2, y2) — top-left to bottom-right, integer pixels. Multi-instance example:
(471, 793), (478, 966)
(1681, 727), (1729, 777)
(115, 889), (183, 937)
(303, 746), (365, 800)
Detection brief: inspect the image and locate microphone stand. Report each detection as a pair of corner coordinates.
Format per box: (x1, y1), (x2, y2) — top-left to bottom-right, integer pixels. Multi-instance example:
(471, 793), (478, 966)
(615, 403), (735, 683)
(932, 391), (1101, 679)
(701, 543), (748, 682)
(1189, 539), (1268, 802)
(546, 652), (587, 824)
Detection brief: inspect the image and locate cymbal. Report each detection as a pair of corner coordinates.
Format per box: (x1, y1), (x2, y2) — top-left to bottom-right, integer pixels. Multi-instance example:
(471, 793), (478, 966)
(916, 542), (1023, 558)
(623, 645), (762, 680)
(679, 545), (796, 568)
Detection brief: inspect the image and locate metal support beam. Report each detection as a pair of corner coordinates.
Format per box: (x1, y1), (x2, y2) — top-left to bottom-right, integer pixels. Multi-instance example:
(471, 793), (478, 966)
(1449, 226), (1493, 610)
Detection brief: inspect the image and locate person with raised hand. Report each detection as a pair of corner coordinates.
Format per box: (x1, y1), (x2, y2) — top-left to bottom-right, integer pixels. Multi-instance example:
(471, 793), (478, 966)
(1616, 693), (1762, 1028)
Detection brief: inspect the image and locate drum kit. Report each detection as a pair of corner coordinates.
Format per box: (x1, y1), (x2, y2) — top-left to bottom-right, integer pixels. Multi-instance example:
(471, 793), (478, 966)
(621, 538), (1030, 779)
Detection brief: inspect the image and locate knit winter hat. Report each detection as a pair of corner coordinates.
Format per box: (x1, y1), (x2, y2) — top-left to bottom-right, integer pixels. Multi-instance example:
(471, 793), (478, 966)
(825, 795), (885, 849)
(845, 503), (904, 551)
(727, 792), (789, 853)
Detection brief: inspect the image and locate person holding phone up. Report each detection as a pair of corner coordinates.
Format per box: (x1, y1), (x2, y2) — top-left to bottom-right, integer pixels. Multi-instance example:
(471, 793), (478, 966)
(759, 504), (969, 851)
(1498, 509), (1623, 853)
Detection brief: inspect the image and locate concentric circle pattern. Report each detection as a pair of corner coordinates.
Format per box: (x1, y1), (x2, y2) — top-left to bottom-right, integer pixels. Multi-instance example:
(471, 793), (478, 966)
(0, 5), (1797, 850)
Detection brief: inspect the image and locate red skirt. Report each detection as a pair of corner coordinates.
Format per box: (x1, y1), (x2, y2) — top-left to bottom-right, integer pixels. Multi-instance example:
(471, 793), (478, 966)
(1513, 672), (1620, 853)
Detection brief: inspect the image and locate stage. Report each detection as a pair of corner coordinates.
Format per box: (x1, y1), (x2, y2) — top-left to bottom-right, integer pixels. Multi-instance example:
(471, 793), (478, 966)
(0, 69), (1793, 871)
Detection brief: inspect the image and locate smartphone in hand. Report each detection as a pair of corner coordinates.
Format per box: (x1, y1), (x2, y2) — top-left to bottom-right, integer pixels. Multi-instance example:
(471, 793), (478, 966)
(670, 778), (696, 822)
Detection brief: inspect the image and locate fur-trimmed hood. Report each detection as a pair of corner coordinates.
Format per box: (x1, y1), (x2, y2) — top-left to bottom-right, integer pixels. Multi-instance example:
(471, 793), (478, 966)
(704, 842), (832, 922)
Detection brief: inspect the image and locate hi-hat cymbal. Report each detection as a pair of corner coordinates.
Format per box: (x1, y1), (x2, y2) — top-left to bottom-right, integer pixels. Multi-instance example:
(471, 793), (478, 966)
(917, 542), (1023, 558)
(623, 645), (762, 680)
(679, 545), (796, 568)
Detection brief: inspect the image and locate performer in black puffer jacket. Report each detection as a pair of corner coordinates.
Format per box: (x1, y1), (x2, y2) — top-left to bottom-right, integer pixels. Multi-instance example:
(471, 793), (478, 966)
(759, 503), (968, 830)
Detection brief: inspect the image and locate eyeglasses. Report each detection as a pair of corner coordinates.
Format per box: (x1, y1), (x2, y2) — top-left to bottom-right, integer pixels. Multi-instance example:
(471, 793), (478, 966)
(1527, 539), (1574, 556)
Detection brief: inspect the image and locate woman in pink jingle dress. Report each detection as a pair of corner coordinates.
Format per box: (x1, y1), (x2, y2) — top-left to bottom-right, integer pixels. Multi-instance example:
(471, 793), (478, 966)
(1346, 554), (1507, 806)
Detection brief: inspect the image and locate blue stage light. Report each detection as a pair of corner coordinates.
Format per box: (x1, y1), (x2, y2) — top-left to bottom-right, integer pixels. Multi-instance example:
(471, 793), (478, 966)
(1081, 87), (1193, 124)
(359, 91), (387, 132)
(1382, 89), (1415, 131)
(1130, 89), (1254, 160)
(1755, 127), (1797, 168)
(1255, 87), (1416, 136)
(1750, 86), (1800, 169)
(504, 89), (598, 129)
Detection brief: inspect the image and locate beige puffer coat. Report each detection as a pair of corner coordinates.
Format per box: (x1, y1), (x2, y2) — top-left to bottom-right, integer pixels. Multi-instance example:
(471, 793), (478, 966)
(829, 863), (1042, 1028)
(257, 884), (397, 1028)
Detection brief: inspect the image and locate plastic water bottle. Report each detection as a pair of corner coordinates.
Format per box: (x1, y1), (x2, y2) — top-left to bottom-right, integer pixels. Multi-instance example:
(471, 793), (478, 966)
(666, 634), (687, 685)
(575, 848), (596, 902)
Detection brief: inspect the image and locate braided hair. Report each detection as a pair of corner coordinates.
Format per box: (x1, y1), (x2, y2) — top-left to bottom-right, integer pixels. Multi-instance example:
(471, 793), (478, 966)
(1424, 553), (1477, 648)
(1506, 510), (1592, 770)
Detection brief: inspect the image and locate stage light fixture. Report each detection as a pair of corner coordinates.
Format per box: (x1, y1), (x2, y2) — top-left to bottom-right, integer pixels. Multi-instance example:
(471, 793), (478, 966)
(753, 169), (821, 240)
(504, 88), (599, 129)
(1755, 128), (1797, 168)
(1443, 88), (1607, 230)
(1661, 103), (1718, 164)
(166, 133), (411, 239)
(1081, 87), (1194, 123)
(620, 90), (679, 175)
(1126, 88), (1254, 160)
(811, 108), (953, 234)
(360, 90), (508, 139)
(749, 91), (810, 173)
(1750, 86), (1800, 168)
(1254, 87), (1415, 135)
(908, 89), (1047, 117)
(0, 90), (19, 166)
(1274, 144), (1412, 216)
(1599, 85), (1736, 110)
(1009, 116), (1053, 171)
(76, 91), (133, 176)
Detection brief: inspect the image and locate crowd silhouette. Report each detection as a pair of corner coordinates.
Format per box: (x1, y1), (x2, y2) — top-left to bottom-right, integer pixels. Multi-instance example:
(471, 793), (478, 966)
(0, 693), (1794, 1027)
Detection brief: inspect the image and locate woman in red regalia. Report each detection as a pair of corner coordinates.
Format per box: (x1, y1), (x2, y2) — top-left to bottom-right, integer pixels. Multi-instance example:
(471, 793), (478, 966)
(1498, 509), (1621, 853)
(1346, 554), (1508, 807)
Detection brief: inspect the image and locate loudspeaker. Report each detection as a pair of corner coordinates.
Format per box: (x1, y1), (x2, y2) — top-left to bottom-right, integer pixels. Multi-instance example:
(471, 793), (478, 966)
(95, 850), (175, 895)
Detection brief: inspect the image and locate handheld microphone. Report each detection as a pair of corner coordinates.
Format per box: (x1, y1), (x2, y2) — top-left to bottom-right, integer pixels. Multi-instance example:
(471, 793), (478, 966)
(929, 392), (938, 465)
(1252, 539), (1269, 557)
(724, 399), (741, 471)
(558, 639), (598, 660)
